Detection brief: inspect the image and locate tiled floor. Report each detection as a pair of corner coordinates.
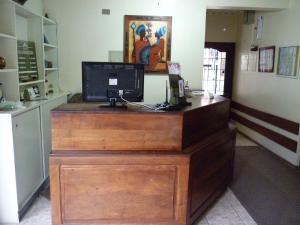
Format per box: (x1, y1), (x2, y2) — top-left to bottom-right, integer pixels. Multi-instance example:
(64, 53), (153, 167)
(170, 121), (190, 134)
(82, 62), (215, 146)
(235, 133), (257, 147)
(14, 133), (258, 225)
(17, 188), (257, 225)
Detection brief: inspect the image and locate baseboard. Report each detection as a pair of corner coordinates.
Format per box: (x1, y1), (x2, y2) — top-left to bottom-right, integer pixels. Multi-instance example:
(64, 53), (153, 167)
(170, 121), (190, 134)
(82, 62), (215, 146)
(18, 177), (49, 220)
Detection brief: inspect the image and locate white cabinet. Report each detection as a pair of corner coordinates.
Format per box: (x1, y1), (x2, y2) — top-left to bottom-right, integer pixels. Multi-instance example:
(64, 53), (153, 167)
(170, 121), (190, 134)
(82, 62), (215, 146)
(40, 95), (67, 177)
(0, 1), (66, 222)
(0, 94), (67, 223)
(0, 107), (43, 223)
(13, 107), (44, 209)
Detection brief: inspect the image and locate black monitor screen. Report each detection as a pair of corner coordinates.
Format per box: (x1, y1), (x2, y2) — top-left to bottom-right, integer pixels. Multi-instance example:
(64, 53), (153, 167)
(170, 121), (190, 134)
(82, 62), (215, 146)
(82, 62), (144, 103)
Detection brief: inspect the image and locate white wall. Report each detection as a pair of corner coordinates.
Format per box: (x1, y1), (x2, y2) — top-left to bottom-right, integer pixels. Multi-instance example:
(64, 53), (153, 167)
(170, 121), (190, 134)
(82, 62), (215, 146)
(43, 0), (289, 104)
(233, 0), (300, 165)
(43, 0), (206, 104)
(206, 0), (289, 10)
(205, 11), (240, 43)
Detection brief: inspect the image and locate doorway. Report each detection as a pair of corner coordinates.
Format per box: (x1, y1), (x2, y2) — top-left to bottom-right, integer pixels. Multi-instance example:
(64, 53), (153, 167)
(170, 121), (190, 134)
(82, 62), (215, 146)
(203, 42), (235, 99)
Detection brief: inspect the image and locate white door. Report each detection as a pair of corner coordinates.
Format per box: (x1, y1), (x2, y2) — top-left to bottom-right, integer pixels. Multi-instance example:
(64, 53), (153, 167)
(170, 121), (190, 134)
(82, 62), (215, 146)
(13, 107), (43, 208)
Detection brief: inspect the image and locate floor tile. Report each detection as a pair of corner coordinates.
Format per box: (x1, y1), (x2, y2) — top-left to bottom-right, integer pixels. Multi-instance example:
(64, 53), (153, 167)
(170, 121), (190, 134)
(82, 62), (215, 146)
(205, 191), (246, 225)
(19, 197), (51, 225)
(236, 133), (257, 147)
(14, 190), (256, 225)
(228, 189), (258, 225)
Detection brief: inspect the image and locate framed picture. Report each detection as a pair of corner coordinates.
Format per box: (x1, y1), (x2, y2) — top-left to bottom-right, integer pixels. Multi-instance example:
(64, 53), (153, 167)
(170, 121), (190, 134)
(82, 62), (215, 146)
(167, 61), (181, 75)
(124, 15), (172, 74)
(277, 46), (299, 77)
(258, 46), (275, 73)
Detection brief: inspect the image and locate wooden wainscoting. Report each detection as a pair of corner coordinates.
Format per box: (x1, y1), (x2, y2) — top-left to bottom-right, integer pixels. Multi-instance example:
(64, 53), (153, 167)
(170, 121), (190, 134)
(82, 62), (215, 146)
(231, 101), (299, 134)
(231, 101), (299, 153)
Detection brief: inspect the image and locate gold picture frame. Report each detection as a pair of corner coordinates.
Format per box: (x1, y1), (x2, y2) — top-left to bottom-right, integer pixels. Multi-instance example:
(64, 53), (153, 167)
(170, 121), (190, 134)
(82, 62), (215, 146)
(124, 15), (172, 74)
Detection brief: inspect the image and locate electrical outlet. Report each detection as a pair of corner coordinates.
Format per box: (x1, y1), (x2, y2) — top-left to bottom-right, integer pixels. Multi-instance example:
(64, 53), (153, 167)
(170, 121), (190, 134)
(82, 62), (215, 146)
(119, 90), (123, 96)
(102, 9), (110, 15)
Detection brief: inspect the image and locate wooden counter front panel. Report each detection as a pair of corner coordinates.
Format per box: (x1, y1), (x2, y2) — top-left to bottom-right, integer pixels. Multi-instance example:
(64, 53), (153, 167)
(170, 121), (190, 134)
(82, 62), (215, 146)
(187, 132), (235, 224)
(52, 113), (183, 151)
(62, 165), (176, 221)
(50, 155), (190, 225)
(182, 100), (230, 148)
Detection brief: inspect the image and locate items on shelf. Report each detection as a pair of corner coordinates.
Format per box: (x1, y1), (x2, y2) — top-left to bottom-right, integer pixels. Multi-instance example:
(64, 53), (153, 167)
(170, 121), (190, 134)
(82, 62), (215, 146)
(47, 83), (54, 95)
(0, 56), (6, 69)
(23, 85), (40, 101)
(0, 82), (4, 102)
(44, 34), (49, 44)
(17, 40), (39, 82)
(45, 60), (53, 68)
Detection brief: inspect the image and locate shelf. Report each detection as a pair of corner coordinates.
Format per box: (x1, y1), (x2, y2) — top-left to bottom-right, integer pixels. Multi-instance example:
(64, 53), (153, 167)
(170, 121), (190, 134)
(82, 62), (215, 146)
(43, 43), (57, 49)
(45, 68), (58, 71)
(43, 17), (56, 25)
(0, 0), (59, 101)
(0, 33), (16, 40)
(0, 69), (18, 73)
(19, 70), (38, 74)
(14, 3), (40, 18)
(19, 79), (44, 86)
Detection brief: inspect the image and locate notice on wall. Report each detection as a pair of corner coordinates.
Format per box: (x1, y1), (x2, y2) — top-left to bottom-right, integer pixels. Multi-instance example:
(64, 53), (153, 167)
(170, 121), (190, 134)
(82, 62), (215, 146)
(240, 52), (258, 72)
(256, 16), (264, 40)
(240, 54), (249, 71)
(248, 52), (258, 72)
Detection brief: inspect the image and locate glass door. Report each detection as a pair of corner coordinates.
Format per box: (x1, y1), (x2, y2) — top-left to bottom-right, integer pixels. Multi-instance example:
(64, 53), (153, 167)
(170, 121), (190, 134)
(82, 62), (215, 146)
(203, 48), (226, 95)
(202, 42), (235, 99)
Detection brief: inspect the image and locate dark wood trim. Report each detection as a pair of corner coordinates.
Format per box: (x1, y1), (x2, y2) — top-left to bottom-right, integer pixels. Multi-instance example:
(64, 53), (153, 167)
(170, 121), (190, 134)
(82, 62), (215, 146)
(231, 101), (299, 135)
(231, 112), (297, 153)
(205, 42), (235, 99)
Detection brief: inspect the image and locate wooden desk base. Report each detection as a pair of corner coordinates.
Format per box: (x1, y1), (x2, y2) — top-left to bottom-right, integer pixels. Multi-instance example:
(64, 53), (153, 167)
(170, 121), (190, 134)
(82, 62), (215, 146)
(50, 128), (235, 225)
(50, 97), (235, 225)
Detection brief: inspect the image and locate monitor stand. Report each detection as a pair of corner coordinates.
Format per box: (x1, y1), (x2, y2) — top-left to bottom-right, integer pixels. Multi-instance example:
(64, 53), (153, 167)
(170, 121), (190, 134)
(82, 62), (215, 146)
(99, 98), (127, 108)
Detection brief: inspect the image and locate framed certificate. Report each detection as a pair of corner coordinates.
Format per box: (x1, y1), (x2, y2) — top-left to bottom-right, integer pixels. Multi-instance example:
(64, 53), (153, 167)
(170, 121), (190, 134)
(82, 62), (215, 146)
(277, 46), (299, 78)
(258, 46), (275, 73)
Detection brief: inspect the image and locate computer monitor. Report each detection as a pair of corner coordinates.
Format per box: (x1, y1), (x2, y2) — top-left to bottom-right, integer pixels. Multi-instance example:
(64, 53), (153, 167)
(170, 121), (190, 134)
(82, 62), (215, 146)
(82, 62), (144, 106)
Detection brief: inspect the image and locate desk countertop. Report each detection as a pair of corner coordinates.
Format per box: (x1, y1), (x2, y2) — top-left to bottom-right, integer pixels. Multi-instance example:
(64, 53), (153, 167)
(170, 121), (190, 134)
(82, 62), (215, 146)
(52, 95), (229, 114)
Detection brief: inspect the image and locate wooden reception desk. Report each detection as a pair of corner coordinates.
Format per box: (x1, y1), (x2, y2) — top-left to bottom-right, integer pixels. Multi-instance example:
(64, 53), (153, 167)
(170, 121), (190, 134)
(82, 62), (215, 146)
(50, 96), (236, 225)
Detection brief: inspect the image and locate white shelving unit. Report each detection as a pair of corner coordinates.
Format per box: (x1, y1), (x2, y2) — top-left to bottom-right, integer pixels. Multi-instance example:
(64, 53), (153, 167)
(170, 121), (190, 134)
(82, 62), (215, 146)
(44, 67), (58, 71)
(19, 79), (44, 86)
(0, 33), (16, 39)
(0, 68), (18, 73)
(43, 16), (59, 97)
(0, 0), (61, 101)
(43, 43), (57, 49)
(0, 2), (67, 223)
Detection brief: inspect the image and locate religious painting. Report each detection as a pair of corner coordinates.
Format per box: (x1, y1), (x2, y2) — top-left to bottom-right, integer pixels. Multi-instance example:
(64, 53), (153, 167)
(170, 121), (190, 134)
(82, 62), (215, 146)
(124, 15), (172, 74)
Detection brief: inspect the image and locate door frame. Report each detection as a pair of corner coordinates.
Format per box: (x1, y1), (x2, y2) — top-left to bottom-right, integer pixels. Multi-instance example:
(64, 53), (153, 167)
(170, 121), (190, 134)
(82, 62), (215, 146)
(204, 42), (235, 99)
